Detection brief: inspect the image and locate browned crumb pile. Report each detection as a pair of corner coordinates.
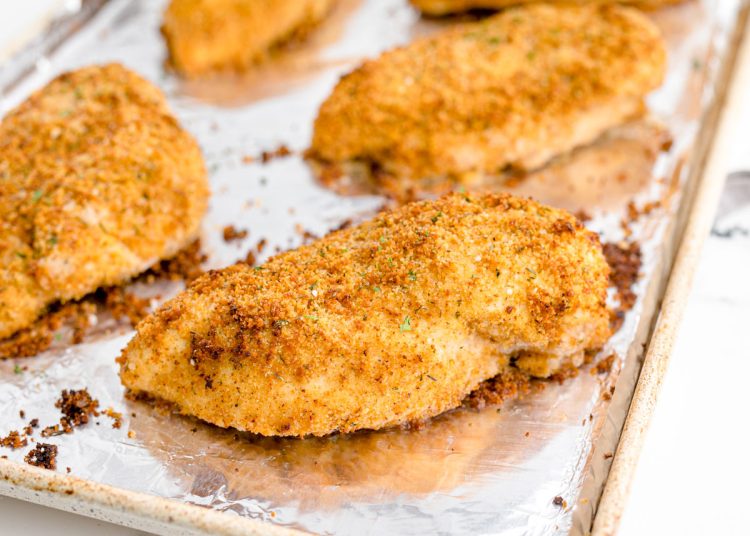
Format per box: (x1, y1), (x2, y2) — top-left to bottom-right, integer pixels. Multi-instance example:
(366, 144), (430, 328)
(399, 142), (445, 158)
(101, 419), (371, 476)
(42, 388), (100, 437)
(548, 362), (584, 385)
(464, 348), (606, 409)
(0, 301), (95, 358)
(464, 369), (534, 409)
(24, 443), (57, 470)
(222, 225), (248, 242)
(0, 430), (27, 449)
(58, 389), (99, 429)
(140, 238), (206, 284)
(103, 287), (150, 327)
(0, 240), (206, 359)
(1, 388), (126, 471)
(603, 241), (642, 311)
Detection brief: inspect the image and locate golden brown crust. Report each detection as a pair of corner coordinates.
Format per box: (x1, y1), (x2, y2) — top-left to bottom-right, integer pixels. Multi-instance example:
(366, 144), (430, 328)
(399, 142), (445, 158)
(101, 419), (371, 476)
(119, 193), (611, 437)
(162, 0), (337, 78)
(310, 4), (665, 183)
(410, 0), (686, 16)
(0, 64), (209, 340)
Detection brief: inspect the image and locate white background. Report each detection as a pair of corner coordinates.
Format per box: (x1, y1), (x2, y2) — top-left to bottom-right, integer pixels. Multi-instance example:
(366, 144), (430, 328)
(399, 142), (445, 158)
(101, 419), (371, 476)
(1, 3), (748, 535)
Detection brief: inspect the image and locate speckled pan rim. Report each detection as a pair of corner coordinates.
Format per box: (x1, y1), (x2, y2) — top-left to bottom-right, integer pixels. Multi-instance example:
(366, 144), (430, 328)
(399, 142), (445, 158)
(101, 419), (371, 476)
(0, 457), (306, 536)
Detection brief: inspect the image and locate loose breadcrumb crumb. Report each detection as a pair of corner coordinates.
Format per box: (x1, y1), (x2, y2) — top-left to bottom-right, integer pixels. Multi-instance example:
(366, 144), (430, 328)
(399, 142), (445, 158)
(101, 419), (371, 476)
(222, 225), (249, 242)
(102, 408), (123, 429)
(260, 144), (292, 163)
(603, 241), (642, 312)
(0, 430), (28, 449)
(25, 443), (58, 470)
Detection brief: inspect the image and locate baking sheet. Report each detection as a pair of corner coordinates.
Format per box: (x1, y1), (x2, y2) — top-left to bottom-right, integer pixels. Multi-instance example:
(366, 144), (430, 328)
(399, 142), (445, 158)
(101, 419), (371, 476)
(0, 1), (743, 535)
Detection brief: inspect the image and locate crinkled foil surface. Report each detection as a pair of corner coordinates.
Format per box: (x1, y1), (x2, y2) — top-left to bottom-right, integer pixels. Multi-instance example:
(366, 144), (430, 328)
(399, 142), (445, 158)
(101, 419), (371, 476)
(0, 1), (744, 534)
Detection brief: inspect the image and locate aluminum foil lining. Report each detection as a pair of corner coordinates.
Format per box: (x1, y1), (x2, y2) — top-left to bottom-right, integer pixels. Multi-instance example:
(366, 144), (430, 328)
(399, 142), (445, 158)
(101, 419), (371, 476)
(0, 0), (743, 534)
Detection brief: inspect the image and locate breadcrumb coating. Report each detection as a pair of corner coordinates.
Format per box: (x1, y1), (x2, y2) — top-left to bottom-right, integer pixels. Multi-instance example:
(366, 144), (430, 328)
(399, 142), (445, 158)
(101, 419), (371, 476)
(162, 0), (337, 78)
(120, 193), (611, 437)
(410, 0), (686, 16)
(0, 64), (208, 340)
(310, 4), (665, 184)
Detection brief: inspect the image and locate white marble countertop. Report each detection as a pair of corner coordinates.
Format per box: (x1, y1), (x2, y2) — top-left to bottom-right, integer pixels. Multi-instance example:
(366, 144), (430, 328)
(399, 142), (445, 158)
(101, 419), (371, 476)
(1, 3), (748, 535)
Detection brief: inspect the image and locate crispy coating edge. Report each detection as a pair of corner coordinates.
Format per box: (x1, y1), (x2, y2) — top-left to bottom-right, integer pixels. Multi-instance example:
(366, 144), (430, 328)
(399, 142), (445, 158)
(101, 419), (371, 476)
(0, 64), (209, 340)
(162, 0), (337, 78)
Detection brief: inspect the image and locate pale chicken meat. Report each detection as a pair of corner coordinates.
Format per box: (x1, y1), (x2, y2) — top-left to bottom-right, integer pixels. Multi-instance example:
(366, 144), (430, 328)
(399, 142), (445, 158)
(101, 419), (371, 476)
(310, 4), (666, 187)
(0, 64), (208, 341)
(162, 0), (337, 78)
(119, 193), (611, 437)
(411, 0), (686, 17)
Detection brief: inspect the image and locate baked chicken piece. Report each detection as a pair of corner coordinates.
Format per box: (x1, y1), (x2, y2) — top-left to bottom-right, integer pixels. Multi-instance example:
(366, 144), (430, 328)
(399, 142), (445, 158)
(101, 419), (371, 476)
(310, 4), (665, 187)
(120, 193), (611, 437)
(0, 64), (208, 341)
(162, 0), (337, 78)
(411, 0), (686, 16)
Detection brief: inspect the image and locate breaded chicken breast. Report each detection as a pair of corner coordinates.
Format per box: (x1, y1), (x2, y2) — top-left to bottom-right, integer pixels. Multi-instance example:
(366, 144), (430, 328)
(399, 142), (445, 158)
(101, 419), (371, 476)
(119, 193), (611, 437)
(0, 64), (208, 341)
(411, 0), (686, 17)
(162, 0), (337, 78)
(310, 4), (665, 186)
